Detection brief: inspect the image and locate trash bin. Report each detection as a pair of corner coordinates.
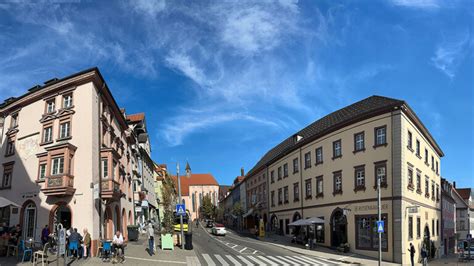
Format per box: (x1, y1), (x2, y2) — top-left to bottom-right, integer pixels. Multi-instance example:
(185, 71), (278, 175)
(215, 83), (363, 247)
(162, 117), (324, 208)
(184, 232), (193, 250)
(127, 225), (139, 241)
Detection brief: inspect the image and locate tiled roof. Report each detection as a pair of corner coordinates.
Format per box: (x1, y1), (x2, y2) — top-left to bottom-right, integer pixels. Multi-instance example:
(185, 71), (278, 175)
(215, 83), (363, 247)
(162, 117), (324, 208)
(126, 113), (145, 123)
(246, 95), (443, 177)
(171, 173), (219, 196)
(456, 188), (472, 201)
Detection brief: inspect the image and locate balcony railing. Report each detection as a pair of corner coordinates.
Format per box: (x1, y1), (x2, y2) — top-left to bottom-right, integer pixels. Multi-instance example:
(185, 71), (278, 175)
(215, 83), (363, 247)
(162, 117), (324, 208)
(101, 179), (122, 201)
(41, 174), (75, 196)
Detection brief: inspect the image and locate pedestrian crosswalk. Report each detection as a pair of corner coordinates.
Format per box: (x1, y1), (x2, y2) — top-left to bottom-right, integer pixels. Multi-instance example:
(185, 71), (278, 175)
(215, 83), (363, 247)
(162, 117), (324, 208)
(197, 254), (341, 265)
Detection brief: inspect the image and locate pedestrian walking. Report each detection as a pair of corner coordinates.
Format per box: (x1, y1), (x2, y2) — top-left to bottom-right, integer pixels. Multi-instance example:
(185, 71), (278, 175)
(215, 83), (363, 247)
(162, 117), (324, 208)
(408, 243), (416, 266)
(82, 228), (91, 259)
(147, 221), (155, 255)
(421, 245), (428, 266)
(41, 225), (49, 245)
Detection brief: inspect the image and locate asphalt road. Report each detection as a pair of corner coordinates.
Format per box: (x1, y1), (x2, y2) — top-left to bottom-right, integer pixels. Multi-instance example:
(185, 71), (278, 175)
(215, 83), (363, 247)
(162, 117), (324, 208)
(191, 223), (342, 265)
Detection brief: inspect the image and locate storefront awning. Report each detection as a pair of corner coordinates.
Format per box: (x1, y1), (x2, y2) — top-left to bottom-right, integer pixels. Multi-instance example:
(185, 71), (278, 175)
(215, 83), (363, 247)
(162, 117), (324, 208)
(0, 197), (19, 208)
(288, 217), (325, 227)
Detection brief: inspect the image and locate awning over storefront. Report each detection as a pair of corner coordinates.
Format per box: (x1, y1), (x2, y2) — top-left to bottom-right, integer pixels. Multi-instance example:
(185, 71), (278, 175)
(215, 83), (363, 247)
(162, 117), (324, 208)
(288, 217), (325, 227)
(0, 197), (19, 208)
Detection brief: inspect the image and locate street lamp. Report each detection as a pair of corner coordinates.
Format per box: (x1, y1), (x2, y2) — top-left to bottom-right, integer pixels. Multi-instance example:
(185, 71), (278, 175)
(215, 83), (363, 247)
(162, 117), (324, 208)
(177, 161), (191, 249)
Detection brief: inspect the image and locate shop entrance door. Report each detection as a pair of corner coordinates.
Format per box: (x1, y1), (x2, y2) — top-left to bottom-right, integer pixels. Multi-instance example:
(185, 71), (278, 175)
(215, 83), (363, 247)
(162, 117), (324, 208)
(331, 208), (347, 247)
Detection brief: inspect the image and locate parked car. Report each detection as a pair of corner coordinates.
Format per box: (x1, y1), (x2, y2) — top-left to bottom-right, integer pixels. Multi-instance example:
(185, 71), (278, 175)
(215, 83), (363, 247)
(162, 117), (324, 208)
(211, 224), (226, 236)
(206, 220), (214, 228)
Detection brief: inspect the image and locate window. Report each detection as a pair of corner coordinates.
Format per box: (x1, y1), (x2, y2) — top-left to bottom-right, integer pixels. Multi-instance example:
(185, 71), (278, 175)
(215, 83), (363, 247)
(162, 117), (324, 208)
(436, 220), (439, 236)
(278, 188), (282, 205)
(1, 163), (14, 189)
(43, 126), (53, 143)
(416, 171), (421, 193)
(271, 171), (275, 183)
(416, 139), (420, 157)
(354, 165), (365, 191)
(277, 166), (282, 180)
(304, 152), (311, 169)
(408, 216), (413, 239)
(333, 171), (342, 195)
(101, 158), (108, 178)
(416, 217), (421, 238)
(436, 161), (439, 175)
(293, 158), (299, 173)
(293, 183), (299, 202)
(407, 167), (414, 189)
(46, 100), (55, 113)
(315, 147), (323, 165)
(5, 138), (14, 156)
(316, 176), (323, 197)
(374, 126), (387, 146)
(271, 191), (275, 206)
(431, 181), (435, 200)
(436, 185), (440, 201)
(431, 156), (434, 170)
(459, 220), (465, 230)
(425, 149), (428, 164)
(63, 94), (73, 108)
(407, 131), (413, 150)
(305, 179), (312, 199)
(375, 161), (387, 188)
(425, 177), (430, 197)
(354, 132), (365, 152)
(192, 193), (195, 212)
(38, 163), (46, 180)
(283, 163), (288, 177)
(112, 161), (117, 180)
(333, 140), (342, 158)
(283, 186), (289, 203)
(10, 113), (18, 128)
(432, 220), (435, 236)
(59, 121), (70, 139)
(51, 157), (64, 175)
(355, 214), (388, 251)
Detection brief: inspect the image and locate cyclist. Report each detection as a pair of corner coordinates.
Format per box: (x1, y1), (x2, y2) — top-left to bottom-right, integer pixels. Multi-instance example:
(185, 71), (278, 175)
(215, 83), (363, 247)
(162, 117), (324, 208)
(112, 230), (125, 262)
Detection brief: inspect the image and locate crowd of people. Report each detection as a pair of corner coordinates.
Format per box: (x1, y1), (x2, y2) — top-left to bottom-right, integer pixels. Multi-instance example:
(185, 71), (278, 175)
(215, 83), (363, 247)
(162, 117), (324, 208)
(0, 223), (21, 248)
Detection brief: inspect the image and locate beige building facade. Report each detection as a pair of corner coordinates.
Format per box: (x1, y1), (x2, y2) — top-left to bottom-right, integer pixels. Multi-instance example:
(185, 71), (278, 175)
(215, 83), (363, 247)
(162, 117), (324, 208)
(0, 68), (143, 255)
(245, 96), (443, 264)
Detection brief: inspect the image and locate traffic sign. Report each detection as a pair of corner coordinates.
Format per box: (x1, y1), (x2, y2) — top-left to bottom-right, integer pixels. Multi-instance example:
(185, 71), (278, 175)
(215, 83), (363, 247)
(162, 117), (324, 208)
(376, 221), (384, 233)
(467, 234), (472, 240)
(176, 204), (186, 215)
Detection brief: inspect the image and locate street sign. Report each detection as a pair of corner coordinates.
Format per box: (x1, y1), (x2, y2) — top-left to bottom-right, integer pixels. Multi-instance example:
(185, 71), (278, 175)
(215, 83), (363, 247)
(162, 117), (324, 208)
(376, 221), (384, 233)
(176, 204), (186, 215)
(58, 228), (66, 255)
(467, 234), (472, 240)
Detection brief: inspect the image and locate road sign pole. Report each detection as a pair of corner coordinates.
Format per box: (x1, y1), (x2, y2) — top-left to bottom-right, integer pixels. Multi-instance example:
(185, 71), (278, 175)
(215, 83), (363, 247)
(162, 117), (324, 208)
(177, 163), (184, 249)
(378, 176), (381, 266)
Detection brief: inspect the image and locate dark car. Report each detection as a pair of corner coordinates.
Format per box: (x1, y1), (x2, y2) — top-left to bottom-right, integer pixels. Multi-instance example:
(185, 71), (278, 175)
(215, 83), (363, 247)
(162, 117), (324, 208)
(206, 220), (214, 228)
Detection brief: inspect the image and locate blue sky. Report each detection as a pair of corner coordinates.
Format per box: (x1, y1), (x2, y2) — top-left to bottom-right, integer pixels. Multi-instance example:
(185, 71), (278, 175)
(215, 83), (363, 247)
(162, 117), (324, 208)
(0, 0), (472, 187)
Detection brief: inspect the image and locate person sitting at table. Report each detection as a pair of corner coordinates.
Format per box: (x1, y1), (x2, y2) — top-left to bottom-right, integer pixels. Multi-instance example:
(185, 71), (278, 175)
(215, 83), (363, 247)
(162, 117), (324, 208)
(112, 231), (125, 258)
(41, 225), (49, 245)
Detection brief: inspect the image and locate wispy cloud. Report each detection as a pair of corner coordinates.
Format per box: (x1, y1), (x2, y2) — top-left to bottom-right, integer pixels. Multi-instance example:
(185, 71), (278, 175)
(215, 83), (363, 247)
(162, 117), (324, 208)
(431, 31), (472, 79)
(389, 0), (440, 9)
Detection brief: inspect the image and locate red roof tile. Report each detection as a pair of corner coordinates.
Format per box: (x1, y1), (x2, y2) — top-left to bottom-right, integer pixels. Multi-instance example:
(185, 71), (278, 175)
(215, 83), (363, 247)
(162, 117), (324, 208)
(171, 173), (219, 196)
(126, 113), (145, 122)
(457, 188), (472, 201)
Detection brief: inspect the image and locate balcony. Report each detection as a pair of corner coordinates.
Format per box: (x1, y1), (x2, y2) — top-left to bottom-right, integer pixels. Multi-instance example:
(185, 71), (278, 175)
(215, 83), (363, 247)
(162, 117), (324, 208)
(41, 174), (75, 196)
(101, 179), (122, 201)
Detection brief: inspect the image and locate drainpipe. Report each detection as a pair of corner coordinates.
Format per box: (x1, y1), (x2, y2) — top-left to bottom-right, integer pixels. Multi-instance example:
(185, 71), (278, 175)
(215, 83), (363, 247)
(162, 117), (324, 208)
(98, 84), (103, 240)
(299, 147), (304, 219)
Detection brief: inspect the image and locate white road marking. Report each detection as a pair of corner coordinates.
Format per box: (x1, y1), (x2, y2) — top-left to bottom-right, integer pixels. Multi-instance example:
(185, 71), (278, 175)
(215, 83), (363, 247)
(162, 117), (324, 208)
(266, 255), (289, 266)
(258, 255), (278, 265)
(247, 255), (267, 265)
(225, 255), (242, 266)
(252, 250), (258, 254)
(277, 256), (308, 265)
(237, 255), (254, 266)
(186, 256), (201, 266)
(239, 247), (247, 253)
(215, 254), (229, 266)
(202, 254), (216, 266)
(126, 256), (187, 264)
(302, 255), (335, 264)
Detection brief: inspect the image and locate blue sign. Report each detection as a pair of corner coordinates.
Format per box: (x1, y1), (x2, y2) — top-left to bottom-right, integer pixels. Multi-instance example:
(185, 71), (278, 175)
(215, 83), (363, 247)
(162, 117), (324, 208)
(176, 204), (186, 215)
(377, 221), (384, 233)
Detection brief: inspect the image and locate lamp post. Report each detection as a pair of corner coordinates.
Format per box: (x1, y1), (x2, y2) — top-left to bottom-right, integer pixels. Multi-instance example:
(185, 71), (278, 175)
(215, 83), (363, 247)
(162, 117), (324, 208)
(377, 175), (381, 266)
(177, 161), (191, 249)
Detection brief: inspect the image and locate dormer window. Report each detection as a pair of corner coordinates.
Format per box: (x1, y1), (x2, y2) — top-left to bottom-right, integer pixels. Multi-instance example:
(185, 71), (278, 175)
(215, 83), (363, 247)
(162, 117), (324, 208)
(293, 134), (303, 143)
(46, 100), (55, 113)
(63, 94), (73, 108)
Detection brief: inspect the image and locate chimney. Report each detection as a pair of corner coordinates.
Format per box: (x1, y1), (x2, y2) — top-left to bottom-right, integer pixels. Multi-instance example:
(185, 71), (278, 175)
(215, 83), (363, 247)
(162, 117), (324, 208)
(453, 181), (456, 188)
(241, 167), (245, 177)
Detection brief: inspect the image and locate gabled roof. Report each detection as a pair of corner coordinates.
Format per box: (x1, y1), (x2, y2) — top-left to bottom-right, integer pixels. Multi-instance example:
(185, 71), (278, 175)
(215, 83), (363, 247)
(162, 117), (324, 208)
(457, 188), (472, 201)
(246, 95), (443, 177)
(171, 173), (219, 196)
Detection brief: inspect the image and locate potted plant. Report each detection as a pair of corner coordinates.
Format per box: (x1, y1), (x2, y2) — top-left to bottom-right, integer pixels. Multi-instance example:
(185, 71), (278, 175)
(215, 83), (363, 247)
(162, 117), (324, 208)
(160, 174), (176, 250)
(127, 225), (139, 241)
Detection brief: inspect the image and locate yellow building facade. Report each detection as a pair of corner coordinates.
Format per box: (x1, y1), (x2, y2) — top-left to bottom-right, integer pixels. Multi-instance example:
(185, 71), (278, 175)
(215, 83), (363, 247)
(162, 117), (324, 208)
(245, 96), (443, 264)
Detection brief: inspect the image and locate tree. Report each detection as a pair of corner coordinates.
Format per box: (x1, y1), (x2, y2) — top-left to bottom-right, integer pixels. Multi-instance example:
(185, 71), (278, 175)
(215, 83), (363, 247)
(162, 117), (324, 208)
(215, 204), (225, 223)
(201, 194), (216, 219)
(160, 174), (177, 234)
(232, 202), (245, 231)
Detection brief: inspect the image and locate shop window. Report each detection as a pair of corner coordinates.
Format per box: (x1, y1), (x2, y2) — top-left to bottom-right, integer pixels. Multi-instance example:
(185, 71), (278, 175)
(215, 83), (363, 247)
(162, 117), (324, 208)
(355, 214), (388, 251)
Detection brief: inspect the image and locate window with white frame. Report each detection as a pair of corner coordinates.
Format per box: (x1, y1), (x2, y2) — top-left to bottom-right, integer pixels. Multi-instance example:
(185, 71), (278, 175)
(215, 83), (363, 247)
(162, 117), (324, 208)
(293, 182), (299, 201)
(51, 157), (64, 175)
(43, 126), (53, 143)
(316, 176), (323, 196)
(101, 158), (108, 178)
(304, 152), (311, 168)
(46, 100), (55, 113)
(334, 171), (342, 193)
(293, 158), (299, 173)
(283, 163), (288, 177)
(63, 94), (73, 108)
(355, 166), (365, 189)
(316, 147), (323, 164)
(38, 163), (46, 180)
(59, 121), (70, 139)
(305, 179), (312, 198)
(354, 132), (364, 151)
(375, 126), (387, 146)
(333, 140), (342, 158)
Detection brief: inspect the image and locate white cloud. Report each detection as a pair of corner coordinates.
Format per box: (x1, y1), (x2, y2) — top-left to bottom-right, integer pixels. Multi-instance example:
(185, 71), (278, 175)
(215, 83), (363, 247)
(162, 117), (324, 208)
(431, 31), (471, 79)
(130, 0), (166, 16)
(390, 0), (439, 9)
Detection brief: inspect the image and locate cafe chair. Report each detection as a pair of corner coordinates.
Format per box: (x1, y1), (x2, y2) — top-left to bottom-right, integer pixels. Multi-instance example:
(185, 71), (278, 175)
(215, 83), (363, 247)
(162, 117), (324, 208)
(19, 240), (33, 262)
(33, 243), (49, 266)
(6, 240), (18, 257)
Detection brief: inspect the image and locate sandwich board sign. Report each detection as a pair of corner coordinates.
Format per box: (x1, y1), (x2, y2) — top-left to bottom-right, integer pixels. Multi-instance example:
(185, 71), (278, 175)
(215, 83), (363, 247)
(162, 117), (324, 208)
(176, 204), (186, 216)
